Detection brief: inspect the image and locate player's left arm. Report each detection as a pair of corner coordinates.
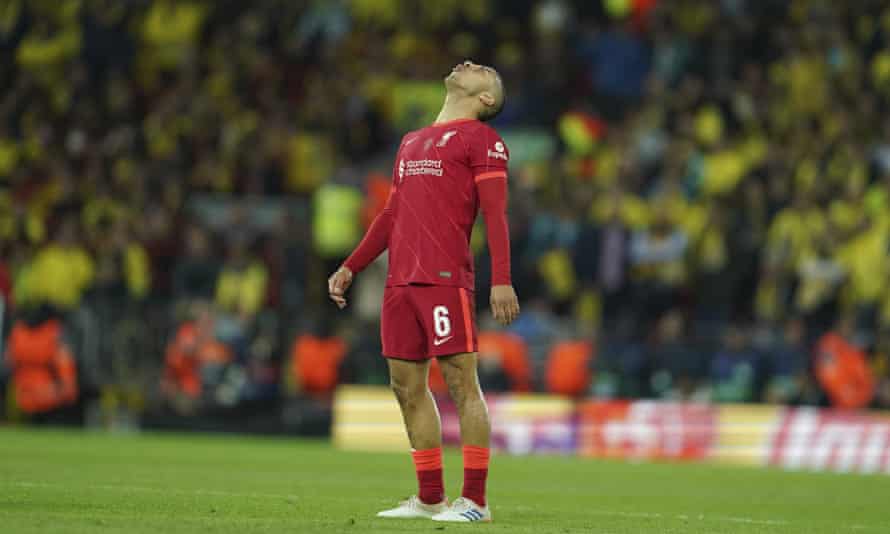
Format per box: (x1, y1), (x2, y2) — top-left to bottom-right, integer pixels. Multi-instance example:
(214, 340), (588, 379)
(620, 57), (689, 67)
(475, 160), (519, 325)
(477, 175), (518, 325)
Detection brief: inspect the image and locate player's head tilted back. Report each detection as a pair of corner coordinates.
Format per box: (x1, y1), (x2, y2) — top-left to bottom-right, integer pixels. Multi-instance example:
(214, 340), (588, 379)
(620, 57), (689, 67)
(444, 60), (505, 122)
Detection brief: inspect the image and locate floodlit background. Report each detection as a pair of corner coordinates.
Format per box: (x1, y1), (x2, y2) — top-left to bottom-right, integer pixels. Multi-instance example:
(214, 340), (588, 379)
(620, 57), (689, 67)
(2, 0), (890, 472)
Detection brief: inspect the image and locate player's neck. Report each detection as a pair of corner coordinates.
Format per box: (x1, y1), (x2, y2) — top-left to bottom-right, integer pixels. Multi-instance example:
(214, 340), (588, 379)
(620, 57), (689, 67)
(434, 94), (477, 125)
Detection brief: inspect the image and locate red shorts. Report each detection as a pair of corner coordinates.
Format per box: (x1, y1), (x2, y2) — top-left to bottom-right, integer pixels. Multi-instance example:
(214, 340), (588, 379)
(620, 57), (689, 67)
(381, 285), (478, 360)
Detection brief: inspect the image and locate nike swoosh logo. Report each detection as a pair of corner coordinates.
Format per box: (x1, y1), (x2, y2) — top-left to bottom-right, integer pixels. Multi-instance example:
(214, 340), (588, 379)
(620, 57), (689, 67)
(433, 336), (453, 346)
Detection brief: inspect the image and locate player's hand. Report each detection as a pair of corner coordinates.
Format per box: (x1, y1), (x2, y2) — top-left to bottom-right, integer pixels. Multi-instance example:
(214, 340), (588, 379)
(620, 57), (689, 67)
(490, 285), (519, 326)
(328, 266), (353, 309)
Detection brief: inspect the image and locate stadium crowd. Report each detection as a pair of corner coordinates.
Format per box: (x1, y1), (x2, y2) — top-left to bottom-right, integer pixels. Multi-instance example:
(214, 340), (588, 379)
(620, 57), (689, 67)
(3, 0), (890, 424)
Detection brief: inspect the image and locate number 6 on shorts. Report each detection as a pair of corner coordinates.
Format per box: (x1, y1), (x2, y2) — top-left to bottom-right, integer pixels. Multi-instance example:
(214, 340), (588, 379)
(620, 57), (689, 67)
(433, 305), (451, 337)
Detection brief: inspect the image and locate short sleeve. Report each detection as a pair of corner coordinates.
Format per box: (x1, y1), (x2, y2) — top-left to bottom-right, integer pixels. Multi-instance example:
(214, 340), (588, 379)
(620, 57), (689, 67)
(468, 126), (509, 184)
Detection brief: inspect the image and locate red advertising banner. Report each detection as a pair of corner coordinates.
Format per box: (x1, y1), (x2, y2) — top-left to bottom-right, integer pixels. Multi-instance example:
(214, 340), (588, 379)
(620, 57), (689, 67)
(334, 386), (890, 475)
(578, 400), (716, 460)
(768, 408), (890, 474)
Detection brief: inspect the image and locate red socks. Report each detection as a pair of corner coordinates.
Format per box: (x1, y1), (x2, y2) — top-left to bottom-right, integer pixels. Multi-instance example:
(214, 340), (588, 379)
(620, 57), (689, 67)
(411, 446), (490, 506)
(462, 445), (490, 506)
(411, 447), (444, 504)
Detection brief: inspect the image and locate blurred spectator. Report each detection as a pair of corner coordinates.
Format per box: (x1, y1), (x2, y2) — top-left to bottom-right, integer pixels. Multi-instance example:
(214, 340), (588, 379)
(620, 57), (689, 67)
(312, 181), (363, 271)
(794, 236), (845, 333)
(545, 338), (594, 397)
(508, 297), (572, 381)
(650, 311), (703, 400)
(173, 225), (218, 301)
(18, 218), (94, 310)
(596, 324), (646, 399)
(763, 319), (809, 405)
(573, 193), (632, 327)
(215, 237), (268, 320)
(630, 205), (689, 323)
(477, 331), (532, 393)
(16, 12), (82, 88)
(6, 306), (78, 415)
(141, 207), (180, 298)
(765, 191), (825, 277)
(579, 18), (651, 119)
(92, 220), (150, 300)
(290, 319), (347, 398)
(689, 202), (732, 323)
(711, 325), (759, 403)
(241, 314), (281, 402)
(814, 317), (875, 410)
(338, 319), (388, 386)
(140, 0), (206, 78)
(160, 304), (233, 415)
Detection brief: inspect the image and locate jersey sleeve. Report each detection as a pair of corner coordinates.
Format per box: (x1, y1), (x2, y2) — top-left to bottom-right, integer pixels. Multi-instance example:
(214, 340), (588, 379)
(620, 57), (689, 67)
(343, 188), (395, 275)
(470, 127), (511, 286)
(468, 126), (509, 185)
(477, 175), (511, 286)
(343, 143), (405, 274)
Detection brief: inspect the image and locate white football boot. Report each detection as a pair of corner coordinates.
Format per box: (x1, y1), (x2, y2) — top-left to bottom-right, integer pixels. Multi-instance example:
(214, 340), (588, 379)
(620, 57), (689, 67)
(431, 496), (492, 523)
(376, 495), (448, 519)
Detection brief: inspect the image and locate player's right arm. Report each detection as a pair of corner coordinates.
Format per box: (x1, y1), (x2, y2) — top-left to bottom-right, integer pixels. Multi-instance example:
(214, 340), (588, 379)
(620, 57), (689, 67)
(328, 181), (398, 308)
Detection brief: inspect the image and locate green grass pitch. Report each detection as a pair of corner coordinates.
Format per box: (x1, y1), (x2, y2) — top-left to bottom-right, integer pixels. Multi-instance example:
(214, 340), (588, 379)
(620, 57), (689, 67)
(0, 427), (887, 533)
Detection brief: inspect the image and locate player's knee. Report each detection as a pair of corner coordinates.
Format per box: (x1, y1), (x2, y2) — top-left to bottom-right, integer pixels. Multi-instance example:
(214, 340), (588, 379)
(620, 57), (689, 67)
(390, 376), (425, 408)
(444, 375), (478, 408)
(443, 375), (463, 404)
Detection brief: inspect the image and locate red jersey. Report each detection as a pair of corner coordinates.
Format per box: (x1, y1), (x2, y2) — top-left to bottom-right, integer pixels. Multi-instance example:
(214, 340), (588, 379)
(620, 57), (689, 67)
(345, 118), (511, 290)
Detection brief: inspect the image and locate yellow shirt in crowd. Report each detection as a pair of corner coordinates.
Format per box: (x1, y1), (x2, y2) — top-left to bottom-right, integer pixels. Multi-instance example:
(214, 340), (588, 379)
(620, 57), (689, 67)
(19, 244), (94, 309)
(216, 262), (268, 317)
